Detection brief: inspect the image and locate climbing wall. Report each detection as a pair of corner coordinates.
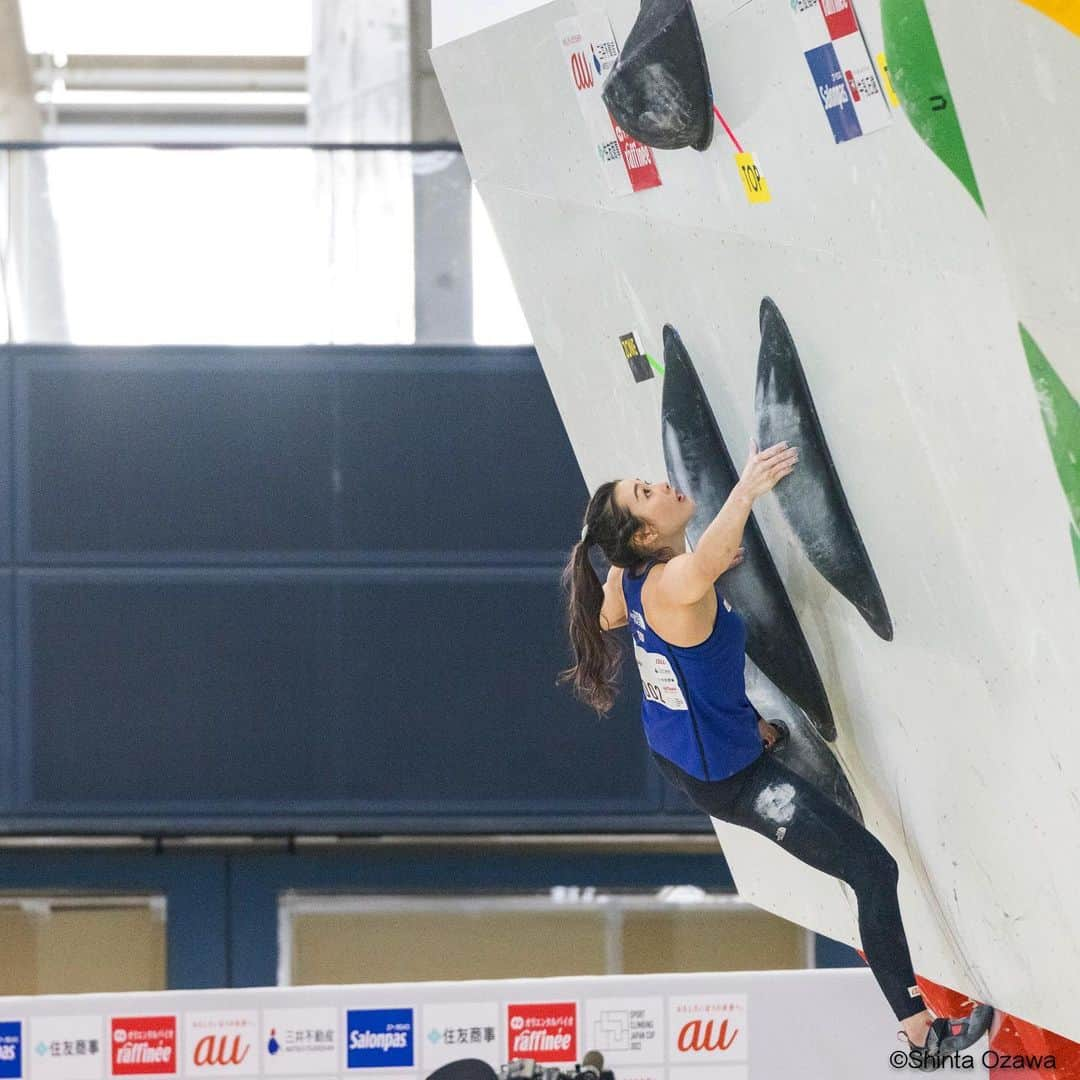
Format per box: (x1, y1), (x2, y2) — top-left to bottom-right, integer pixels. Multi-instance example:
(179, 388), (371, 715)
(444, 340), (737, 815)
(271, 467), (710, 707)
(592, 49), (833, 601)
(432, 0), (1080, 1062)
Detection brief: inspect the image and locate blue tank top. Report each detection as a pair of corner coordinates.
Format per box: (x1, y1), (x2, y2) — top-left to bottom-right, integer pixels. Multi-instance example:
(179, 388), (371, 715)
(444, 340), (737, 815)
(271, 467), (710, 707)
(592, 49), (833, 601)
(622, 558), (763, 781)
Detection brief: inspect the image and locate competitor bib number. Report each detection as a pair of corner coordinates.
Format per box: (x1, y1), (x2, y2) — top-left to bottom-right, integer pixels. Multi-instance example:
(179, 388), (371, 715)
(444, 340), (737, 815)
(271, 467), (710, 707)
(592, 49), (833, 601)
(633, 642), (688, 711)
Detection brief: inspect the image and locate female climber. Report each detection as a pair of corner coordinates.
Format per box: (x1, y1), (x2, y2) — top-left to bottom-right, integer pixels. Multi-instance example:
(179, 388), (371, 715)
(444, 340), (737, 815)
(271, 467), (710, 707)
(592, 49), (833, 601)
(557, 438), (993, 1067)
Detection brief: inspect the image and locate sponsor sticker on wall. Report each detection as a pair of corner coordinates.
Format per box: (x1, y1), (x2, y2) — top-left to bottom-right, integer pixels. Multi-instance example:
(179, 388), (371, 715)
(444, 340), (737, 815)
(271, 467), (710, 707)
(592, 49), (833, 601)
(261, 1008), (339, 1075)
(791, 0), (891, 143)
(346, 1009), (414, 1070)
(420, 1002), (500, 1074)
(556, 14), (662, 196)
(30, 1016), (104, 1080)
(111, 1016), (177, 1076)
(506, 1003), (577, 1066)
(184, 1012), (258, 1076)
(668, 995), (748, 1064)
(618, 331), (658, 383)
(0, 1023), (21, 1080)
(583, 997), (664, 1065)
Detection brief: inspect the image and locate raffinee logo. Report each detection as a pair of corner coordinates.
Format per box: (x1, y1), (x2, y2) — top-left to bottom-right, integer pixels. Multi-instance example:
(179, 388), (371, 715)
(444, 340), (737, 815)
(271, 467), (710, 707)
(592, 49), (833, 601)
(506, 1004), (577, 1065)
(346, 1010), (414, 1070)
(111, 1016), (177, 1076)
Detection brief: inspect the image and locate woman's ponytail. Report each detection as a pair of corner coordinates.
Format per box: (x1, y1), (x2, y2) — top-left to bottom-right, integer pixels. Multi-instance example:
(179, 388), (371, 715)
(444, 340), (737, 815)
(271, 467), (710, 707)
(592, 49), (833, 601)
(556, 531), (623, 716)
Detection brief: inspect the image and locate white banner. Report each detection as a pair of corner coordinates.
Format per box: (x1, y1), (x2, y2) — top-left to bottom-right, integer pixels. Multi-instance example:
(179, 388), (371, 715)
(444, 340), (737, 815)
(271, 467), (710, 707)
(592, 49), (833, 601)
(0, 967), (985, 1079)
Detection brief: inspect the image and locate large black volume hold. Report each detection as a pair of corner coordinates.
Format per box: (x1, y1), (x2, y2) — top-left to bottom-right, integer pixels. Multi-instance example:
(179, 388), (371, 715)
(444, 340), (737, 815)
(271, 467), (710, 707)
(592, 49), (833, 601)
(755, 297), (894, 641)
(601, 0), (714, 151)
(661, 324), (836, 741)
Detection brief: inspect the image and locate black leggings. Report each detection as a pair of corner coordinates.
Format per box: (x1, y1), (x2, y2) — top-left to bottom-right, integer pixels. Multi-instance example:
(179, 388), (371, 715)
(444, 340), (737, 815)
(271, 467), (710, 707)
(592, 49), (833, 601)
(652, 748), (927, 1023)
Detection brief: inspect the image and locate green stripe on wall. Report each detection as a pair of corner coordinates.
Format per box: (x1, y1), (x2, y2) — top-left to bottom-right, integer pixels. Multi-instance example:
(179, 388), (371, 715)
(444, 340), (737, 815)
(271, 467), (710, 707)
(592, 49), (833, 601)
(880, 0), (984, 210)
(1020, 324), (1080, 580)
(881, 0), (1077, 580)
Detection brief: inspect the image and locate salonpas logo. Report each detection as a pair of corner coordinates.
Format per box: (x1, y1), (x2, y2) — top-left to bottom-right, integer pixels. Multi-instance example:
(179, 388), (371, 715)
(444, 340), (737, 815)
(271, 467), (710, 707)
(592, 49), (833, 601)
(345, 1009), (414, 1070)
(349, 1031), (409, 1051)
(0, 1021), (20, 1079)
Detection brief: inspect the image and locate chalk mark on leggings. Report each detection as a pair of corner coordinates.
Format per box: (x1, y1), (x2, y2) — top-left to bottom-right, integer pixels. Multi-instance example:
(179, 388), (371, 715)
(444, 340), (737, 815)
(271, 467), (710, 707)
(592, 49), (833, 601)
(754, 782), (797, 826)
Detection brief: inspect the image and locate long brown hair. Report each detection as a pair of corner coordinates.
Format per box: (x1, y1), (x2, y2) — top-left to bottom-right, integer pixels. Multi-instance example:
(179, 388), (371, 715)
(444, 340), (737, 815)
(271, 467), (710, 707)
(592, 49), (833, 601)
(556, 480), (678, 716)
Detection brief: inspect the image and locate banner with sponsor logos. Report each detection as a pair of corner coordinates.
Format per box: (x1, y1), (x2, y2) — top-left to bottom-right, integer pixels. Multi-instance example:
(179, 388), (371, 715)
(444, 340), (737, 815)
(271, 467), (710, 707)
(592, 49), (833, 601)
(556, 12), (662, 196)
(789, 0), (891, 143)
(0, 967), (966, 1080)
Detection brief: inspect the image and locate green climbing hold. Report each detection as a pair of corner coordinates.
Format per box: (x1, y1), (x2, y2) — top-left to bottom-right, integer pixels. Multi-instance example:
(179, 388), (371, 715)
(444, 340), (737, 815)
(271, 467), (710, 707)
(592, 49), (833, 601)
(880, 0), (984, 211)
(1020, 324), (1080, 580)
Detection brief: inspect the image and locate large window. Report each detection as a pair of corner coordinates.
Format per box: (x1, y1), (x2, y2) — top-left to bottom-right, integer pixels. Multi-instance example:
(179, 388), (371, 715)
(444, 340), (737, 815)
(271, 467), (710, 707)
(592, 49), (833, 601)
(19, 0), (311, 56)
(2, 146), (532, 345)
(279, 888), (810, 985)
(0, 894), (166, 995)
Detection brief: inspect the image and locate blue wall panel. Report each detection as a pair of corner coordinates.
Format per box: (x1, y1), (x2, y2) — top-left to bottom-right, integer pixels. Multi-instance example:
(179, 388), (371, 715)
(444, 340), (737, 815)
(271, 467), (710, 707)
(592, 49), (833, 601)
(0, 345), (706, 834)
(13, 347), (582, 562)
(0, 352), (12, 815)
(17, 570), (650, 815)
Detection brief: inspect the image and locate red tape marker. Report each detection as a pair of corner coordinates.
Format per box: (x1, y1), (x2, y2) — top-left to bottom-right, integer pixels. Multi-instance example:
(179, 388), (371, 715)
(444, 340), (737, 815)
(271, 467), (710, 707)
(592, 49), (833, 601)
(713, 104), (744, 153)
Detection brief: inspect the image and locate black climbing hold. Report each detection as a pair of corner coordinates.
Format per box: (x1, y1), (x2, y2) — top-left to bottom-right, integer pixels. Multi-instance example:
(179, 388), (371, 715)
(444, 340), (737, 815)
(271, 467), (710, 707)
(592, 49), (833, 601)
(661, 324), (836, 740)
(601, 0), (714, 152)
(756, 297), (894, 641)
